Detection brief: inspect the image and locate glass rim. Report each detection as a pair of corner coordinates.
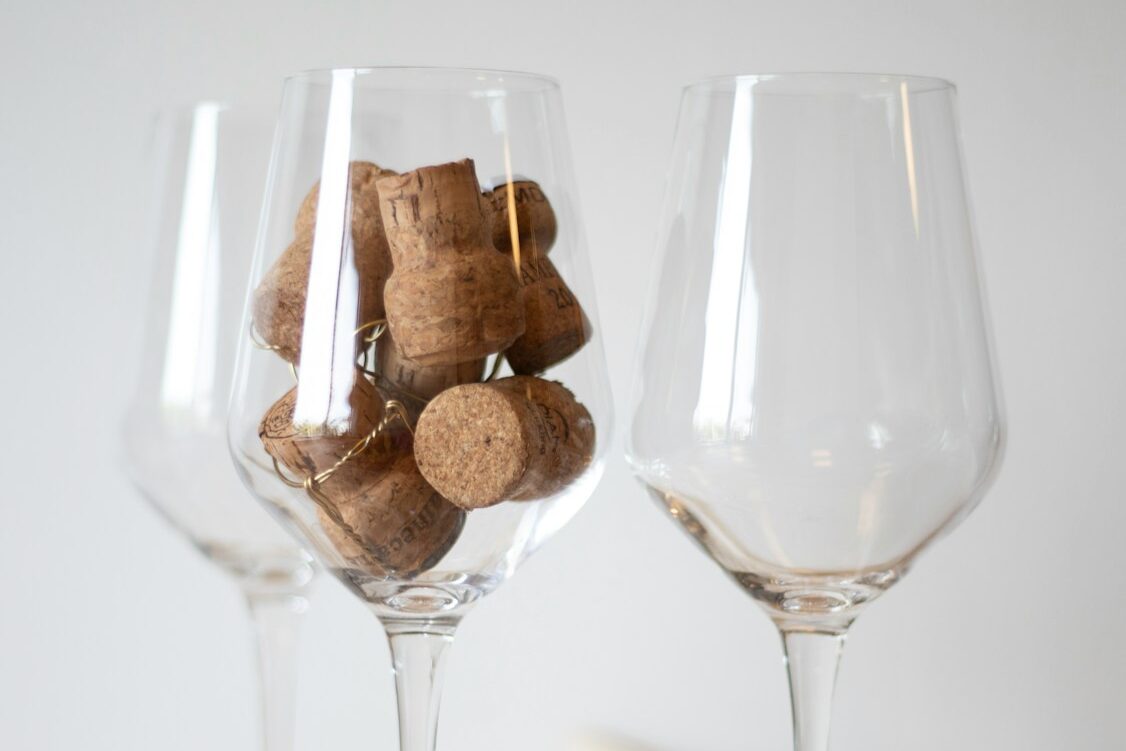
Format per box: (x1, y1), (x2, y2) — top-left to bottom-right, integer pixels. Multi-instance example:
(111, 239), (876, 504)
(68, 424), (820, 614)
(282, 65), (561, 92)
(684, 71), (957, 95)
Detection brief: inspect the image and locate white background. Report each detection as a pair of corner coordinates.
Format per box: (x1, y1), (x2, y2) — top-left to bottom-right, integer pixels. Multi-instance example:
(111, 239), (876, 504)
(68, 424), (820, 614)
(2, 1), (1124, 749)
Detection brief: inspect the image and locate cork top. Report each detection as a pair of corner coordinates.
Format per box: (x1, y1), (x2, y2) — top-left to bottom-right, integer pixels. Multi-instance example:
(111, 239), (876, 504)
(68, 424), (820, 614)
(488, 179), (558, 254)
(258, 372), (393, 478)
(377, 159), (492, 265)
(413, 383), (532, 509)
(412, 375), (595, 508)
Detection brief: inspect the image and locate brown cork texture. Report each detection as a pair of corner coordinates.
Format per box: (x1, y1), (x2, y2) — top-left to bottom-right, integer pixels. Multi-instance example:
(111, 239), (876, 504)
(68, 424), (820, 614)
(487, 180), (558, 254)
(258, 374), (463, 576)
(315, 452), (465, 578)
(493, 376), (595, 499)
(252, 161), (397, 363)
(377, 330), (486, 401)
(485, 179), (590, 374)
(505, 255), (592, 374)
(258, 371), (391, 473)
(413, 376), (595, 509)
(378, 159), (525, 367)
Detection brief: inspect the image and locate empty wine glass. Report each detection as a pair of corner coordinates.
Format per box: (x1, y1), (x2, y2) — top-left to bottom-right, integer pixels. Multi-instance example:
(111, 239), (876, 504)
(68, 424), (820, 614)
(227, 67), (611, 751)
(627, 73), (1003, 750)
(123, 102), (316, 751)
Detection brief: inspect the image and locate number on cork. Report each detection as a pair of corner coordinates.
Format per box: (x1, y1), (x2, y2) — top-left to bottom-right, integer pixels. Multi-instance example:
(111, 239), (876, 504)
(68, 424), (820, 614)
(484, 178), (592, 374)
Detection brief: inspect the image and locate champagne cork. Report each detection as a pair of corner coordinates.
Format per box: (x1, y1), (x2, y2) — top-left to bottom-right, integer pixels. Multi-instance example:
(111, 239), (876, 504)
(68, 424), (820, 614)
(377, 330), (486, 401)
(487, 179), (558, 254)
(378, 159), (525, 367)
(413, 376), (595, 509)
(315, 452), (465, 578)
(485, 179), (590, 374)
(258, 371), (391, 474)
(252, 161), (396, 363)
(258, 375), (463, 576)
(504, 255), (592, 375)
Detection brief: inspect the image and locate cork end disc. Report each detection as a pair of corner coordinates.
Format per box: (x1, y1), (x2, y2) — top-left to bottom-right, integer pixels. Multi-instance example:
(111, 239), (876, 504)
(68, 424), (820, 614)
(414, 384), (529, 509)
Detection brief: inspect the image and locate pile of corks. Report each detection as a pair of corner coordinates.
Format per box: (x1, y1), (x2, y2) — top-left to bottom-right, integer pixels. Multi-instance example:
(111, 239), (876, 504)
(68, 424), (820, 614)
(253, 158), (595, 578)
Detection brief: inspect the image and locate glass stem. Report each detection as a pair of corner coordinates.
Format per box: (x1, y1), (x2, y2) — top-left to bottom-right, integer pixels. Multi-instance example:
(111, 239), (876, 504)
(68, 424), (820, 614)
(244, 590), (308, 751)
(384, 621), (457, 751)
(781, 629), (846, 751)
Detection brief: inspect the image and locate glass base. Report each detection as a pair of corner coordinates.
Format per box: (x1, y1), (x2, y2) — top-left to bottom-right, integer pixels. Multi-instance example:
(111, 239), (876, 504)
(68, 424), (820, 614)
(334, 568), (495, 620)
(734, 567), (900, 633)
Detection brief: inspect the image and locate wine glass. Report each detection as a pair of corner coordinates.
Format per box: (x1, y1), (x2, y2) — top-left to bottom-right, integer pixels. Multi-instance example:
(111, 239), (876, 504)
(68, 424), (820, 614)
(123, 102), (316, 751)
(627, 73), (1003, 750)
(227, 67), (611, 751)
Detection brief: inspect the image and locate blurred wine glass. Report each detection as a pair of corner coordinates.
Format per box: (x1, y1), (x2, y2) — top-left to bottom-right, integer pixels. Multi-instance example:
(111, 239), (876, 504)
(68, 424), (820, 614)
(227, 68), (612, 751)
(627, 73), (1004, 751)
(123, 102), (315, 751)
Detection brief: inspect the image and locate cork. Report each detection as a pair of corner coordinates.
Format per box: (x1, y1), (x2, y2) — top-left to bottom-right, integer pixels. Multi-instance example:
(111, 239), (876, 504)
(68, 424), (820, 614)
(252, 161), (396, 363)
(484, 179), (590, 374)
(258, 371), (391, 474)
(413, 376), (595, 509)
(315, 452), (465, 577)
(258, 374), (463, 576)
(504, 255), (592, 375)
(378, 159), (525, 367)
(377, 330), (486, 401)
(487, 179), (558, 254)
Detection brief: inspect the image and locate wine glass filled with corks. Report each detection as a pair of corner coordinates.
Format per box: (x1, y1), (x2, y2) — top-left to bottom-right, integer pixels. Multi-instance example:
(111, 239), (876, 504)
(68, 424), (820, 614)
(228, 67), (611, 751)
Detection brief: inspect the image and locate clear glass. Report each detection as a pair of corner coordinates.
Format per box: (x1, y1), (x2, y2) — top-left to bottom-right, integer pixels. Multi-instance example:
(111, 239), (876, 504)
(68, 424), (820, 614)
(122, 103), (315, 751)
(228, 67), (611, 751)
(627, 73), (1004, 750)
